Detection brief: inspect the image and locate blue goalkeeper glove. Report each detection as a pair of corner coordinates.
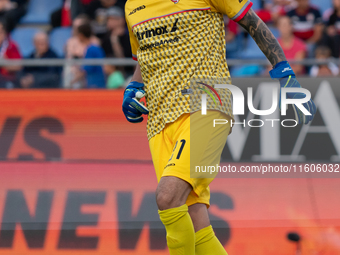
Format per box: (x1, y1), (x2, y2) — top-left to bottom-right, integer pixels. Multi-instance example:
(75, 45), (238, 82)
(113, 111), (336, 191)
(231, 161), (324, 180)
(269, 61), (316, 124)
(122, 81), (149, 123)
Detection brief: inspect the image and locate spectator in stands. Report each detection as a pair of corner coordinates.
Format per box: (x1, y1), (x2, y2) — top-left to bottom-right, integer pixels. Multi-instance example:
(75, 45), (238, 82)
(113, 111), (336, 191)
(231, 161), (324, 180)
(101, 7), (130, 58)
(101, 7), (133, 75)
(51, 0), (95, 28)
(51, 0), (75, 28)
(255, 0), (273, 24)
(104, 64), (124, 89)
(0, 0), (28, 32)
(310, 45), (339, 76)
(0, 20), (21, 88)
(66, 14), (100, 59)
(71, 22), (106, 88)
(116, 0), (125, 9)
(264, 0), (297, 23)
(274, 0), (297, 14)
(322, 0), (340, 57)
(19, 32), (61, 88)
(224, 16), (240, 58)
(327, 0), (340, 35)
(224, 16), (238, 43)
(286, 0), (324, 45)
(84, 0), (123, 38)
(64, 14), (100, 88)
(277, 15), (307, 75)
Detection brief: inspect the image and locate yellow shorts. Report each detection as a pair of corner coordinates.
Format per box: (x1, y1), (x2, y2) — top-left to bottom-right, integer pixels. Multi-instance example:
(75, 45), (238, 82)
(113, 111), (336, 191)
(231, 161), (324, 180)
(149, 110), (231, 207)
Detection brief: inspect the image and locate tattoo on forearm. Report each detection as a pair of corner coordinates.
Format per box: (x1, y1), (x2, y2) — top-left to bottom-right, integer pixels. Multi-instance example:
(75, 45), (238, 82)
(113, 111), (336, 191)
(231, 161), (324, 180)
(238, 9), (286, 67)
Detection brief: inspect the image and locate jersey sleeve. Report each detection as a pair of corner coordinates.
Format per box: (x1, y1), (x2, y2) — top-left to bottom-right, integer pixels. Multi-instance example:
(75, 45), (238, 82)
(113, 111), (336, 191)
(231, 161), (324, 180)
(207, 0), (253, 22)
(126, 19), (139, 61)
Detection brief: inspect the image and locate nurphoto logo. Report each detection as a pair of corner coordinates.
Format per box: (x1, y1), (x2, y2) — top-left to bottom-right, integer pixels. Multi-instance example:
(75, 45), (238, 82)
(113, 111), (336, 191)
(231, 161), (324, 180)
(198, 83), (312, 128)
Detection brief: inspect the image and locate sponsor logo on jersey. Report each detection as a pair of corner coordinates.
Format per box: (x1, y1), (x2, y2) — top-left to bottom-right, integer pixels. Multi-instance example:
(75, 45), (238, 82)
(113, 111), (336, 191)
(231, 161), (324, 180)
(165, 163), (175, 169)
(140, 37), (180, 51)
(129, 5), (146, 16)
(136, 19), (178, 40)
(171, 0), (180, 3)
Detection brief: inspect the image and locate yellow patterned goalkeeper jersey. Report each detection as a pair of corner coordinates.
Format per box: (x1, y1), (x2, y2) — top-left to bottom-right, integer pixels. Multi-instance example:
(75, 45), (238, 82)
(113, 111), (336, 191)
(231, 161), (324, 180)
(125, 0), (253, 140)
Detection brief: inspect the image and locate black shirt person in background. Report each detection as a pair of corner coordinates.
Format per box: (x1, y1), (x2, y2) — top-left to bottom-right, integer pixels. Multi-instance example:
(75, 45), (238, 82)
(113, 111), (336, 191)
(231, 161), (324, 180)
(101, 6), (132, 75)
(322, 0), (340, 57)
(101, 7), (130, 58)
(19, 31), (61, 89)
(85, 0), (123, 38)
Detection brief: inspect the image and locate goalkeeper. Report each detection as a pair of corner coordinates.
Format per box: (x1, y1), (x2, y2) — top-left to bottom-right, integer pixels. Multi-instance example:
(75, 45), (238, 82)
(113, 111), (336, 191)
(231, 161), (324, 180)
(122, 0), (316, 254)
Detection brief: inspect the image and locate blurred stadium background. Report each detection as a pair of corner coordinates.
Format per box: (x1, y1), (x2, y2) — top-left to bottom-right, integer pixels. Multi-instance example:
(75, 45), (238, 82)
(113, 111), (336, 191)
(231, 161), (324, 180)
(0, 0), (340, 254)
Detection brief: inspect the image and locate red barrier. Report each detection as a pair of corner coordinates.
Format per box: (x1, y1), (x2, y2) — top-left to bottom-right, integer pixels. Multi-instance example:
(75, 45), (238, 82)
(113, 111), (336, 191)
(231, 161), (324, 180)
(1, 90), (340, 254)
(0, 89), (150, 161)
(0, 162), (339, 255)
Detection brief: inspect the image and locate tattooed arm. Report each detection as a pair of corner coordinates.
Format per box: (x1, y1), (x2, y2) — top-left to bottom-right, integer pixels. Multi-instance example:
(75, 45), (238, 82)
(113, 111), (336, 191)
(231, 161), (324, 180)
(237, 9), (316, 125)
(237, 9), (286, 67)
